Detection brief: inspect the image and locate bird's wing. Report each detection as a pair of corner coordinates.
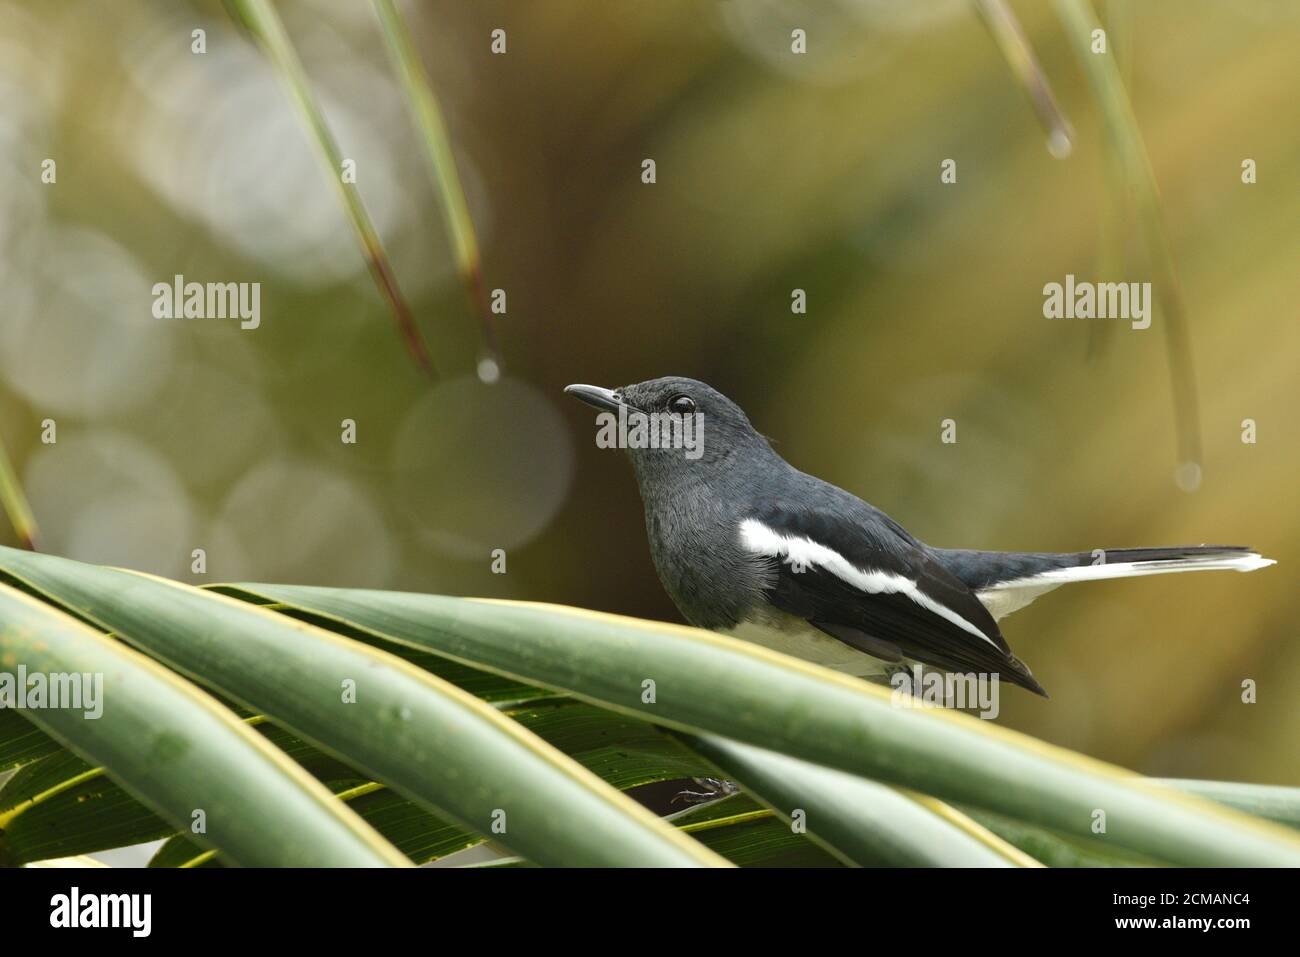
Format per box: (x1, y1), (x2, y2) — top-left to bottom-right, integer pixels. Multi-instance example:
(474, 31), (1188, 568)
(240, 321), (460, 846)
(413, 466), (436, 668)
(738, 503), (1044, 693)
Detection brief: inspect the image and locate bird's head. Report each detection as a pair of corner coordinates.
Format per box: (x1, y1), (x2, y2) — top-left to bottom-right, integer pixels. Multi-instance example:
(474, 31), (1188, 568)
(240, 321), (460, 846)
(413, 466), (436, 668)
(564, 376), (770, 484)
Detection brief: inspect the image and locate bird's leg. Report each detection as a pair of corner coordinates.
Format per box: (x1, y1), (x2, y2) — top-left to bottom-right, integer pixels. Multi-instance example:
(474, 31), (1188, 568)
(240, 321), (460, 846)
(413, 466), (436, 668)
(672, 777), (740, 806)
(864, 662), (914, 693)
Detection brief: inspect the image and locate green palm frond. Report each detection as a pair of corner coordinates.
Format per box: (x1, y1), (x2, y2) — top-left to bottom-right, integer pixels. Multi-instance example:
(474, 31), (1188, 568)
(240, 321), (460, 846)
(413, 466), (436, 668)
(1, 546), (1297, 867)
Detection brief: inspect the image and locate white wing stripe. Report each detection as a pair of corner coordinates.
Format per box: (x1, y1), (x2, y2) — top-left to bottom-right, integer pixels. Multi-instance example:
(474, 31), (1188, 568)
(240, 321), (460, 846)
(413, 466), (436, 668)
(738, 518), (1000, 649)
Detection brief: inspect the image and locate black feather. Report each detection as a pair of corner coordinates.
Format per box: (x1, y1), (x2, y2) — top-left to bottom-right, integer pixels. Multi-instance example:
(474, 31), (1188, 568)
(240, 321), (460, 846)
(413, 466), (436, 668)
(749, 503), (1047, 695)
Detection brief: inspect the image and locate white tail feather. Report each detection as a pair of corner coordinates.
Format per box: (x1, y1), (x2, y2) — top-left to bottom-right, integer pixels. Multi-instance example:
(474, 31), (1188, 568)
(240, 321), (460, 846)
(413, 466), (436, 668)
(976, 552), (1274, 620)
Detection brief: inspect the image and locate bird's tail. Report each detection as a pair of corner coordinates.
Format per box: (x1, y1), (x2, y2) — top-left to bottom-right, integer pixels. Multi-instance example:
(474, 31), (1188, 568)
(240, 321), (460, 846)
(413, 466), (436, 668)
(932, 545), (1274, 621)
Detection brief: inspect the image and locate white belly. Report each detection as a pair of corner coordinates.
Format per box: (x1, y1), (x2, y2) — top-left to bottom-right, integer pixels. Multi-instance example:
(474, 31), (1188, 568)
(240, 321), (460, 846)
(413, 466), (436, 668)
(719, 609), (892, 677)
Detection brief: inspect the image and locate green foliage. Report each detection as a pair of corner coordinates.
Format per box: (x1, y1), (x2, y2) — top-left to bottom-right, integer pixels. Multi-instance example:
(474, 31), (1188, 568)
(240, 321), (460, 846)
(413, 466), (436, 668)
(2, 546), (1297, 867)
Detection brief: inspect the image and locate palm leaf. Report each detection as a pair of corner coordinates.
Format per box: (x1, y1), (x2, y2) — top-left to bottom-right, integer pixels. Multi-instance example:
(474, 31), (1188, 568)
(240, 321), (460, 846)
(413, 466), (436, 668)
(5, 694), (712, 865)
(1157, 779), (1300, 829)
(679, 732), (1029, 866)
(219, 584), (1300, 867)
(0, 547), (725, 868)
(4, 546), (1297, 867)
(0, 584), (406, 867)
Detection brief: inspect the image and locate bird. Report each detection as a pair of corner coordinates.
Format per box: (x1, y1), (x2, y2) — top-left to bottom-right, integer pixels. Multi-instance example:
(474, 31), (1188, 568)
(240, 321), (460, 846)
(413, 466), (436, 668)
(565, 376), (1275, 697)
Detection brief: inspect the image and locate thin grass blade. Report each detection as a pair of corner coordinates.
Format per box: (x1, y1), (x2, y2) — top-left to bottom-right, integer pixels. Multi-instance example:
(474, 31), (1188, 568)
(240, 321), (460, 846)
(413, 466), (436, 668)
(0, 432), (38, 550)
(973, 0), (1074, 158)
(373, 0), (501, 378)
(1055, 0), (1202, 488)
(225, 0), (438, 377)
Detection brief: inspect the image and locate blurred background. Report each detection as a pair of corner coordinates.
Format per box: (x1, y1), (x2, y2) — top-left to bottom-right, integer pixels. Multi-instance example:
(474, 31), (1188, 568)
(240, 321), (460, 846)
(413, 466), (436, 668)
(0, 0), (1296, 791)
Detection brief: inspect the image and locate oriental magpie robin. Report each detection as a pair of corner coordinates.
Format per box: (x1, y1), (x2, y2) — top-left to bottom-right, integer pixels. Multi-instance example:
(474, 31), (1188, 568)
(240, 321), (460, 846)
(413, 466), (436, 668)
(565, 377), (1275, 697)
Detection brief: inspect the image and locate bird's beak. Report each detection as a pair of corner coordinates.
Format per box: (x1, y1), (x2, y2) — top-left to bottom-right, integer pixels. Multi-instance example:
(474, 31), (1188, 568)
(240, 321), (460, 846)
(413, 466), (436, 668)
(564, 383), (624, 413)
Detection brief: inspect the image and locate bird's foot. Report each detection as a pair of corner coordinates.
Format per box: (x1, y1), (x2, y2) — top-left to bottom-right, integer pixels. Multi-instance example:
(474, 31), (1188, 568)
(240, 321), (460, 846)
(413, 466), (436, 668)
(864, 662), (915, 692)
(672, 777), (739, 806)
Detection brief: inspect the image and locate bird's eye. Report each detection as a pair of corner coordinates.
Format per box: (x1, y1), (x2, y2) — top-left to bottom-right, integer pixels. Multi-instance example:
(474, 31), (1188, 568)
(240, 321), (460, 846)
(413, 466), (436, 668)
(668, 394), (696, 414)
